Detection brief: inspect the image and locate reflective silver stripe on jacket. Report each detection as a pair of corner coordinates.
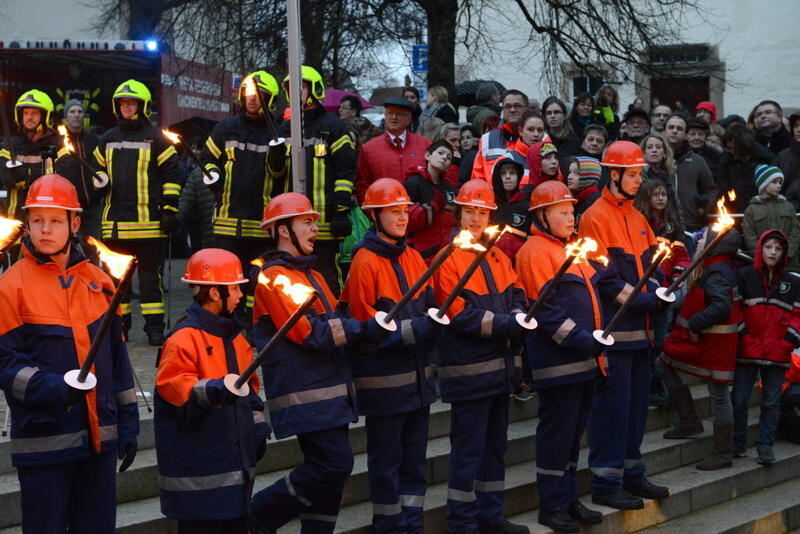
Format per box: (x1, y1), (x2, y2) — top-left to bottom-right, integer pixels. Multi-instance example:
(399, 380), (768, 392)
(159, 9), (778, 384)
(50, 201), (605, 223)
(193, 379), (211, 406)
(372, 502), (402, 516)
(609, 330), (650, 342)
(514, 355), (523, 368)
(400, 319), (415, 345)
(224, 140), (269, 153)
(532, 359), (597, 381)
(438, 357), (508, 378)
(447, 487), (476, 502)
(253, 410), (267, 424)
(17, 155), (43, 164)
(268, 383), (349, 412)
(480, 311), (495, 338)
(115, 388), (137, 405)
(552, 318), (577, 345)
(400, 494), (425, 507)
(354, 366), (433, 390)
(473, 479), (504, 492)
(10, 430), (87, 454)
(536, 466), (567, 477)
(660, 353), (735, 381)
(12, 366), (39, 402)
(106, 141), (151, 150)
(329, 318), (347, 347)
(744, 296), (793, 311)
(676, 316), (741, 335)
(615, 283), (634, 305)
(99, 425), (118, 442)
(159, 470), (245, 492)
(590, 466), (624, 478)
(286, 474), (312, 506)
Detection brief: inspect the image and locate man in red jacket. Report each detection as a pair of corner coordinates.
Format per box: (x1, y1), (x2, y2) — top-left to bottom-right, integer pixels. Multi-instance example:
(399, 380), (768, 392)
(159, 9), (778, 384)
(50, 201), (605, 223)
(356, 97), (430, 204)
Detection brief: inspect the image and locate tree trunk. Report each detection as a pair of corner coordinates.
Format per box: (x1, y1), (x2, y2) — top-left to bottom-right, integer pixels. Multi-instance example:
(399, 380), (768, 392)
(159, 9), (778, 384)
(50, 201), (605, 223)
(418, 0), (458, 107)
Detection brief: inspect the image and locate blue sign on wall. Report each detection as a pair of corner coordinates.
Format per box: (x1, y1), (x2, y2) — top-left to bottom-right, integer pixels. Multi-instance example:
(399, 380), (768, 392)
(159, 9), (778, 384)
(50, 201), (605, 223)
(412, 45), (428, 72)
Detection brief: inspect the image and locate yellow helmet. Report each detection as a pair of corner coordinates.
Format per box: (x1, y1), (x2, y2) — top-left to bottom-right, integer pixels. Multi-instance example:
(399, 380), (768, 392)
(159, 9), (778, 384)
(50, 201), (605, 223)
(282, 65), (325, 104)
(15, 89), (54, 129)
(112, 79), (152, 119)
(239, 71), (279, 112)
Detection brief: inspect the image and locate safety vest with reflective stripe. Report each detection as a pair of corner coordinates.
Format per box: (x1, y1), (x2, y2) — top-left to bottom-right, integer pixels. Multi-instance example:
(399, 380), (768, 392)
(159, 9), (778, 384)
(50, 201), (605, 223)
(340, 229), (437, 416)
(663, 260), (743, 383)
(471, 128), (515, 182)
(0, 242), (139, 467)
(93, 122), (182, 240)
(155, 302), (268, 520)
(253, 251), (361, 438)
(516, 226), (613, 388)
(432, 243), (527, 402)
(0, 130), (59, 220)
(578, 187), (661, 352)
(201, 114), (278, 239)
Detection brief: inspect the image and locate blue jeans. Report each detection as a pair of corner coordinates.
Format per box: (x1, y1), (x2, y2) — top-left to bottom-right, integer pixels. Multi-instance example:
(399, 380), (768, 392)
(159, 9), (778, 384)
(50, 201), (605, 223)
(731, 363), (786, 450)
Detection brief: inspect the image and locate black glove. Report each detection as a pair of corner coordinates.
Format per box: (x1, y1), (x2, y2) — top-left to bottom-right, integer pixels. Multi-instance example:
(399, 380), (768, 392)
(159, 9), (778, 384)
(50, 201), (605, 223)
(118, 438), (138, 472)
(268, 141), (286, 171)
(160, 211), (180, 234)
(255, 439), (268, 462)
(204, 378), (238, 405)
(63, 383), (89, 408)
(1, 163), (25, 189)
(331, 211), (352, 237)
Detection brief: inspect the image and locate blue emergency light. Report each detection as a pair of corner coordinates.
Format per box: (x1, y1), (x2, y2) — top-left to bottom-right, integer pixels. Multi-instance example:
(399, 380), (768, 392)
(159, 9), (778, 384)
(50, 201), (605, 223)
(145, 40), (158, 52)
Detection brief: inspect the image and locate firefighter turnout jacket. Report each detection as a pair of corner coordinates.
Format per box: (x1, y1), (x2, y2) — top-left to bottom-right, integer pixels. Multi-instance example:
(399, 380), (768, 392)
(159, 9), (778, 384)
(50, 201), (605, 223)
(0, 130), (60, 219)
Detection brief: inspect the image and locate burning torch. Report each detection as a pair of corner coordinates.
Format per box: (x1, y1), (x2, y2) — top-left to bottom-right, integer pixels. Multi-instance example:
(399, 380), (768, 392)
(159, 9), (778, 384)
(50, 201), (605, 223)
(57, 125), (109, 188)
(227, 273), (319, 394)
(63, 237), (137, 391)
(593, 240), (673, 346)
(0, 216), (23, 258)
(517, 237), (602, 330)
(428, 225), (526, 326)
(161, 129), (221, 186)
(375, 230), (477, 331)
(655, 191), (736, 303)
(244, 75), (285, 147)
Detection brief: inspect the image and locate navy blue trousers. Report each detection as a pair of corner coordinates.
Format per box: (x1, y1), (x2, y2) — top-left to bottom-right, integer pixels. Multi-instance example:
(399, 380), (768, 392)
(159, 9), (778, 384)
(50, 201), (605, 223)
(588, 349), (650, 494)
(17, 451), (117, 534)
(536, 380), (594, 511)
(446, 393), (509, 532)
(250, 425), (353, 533)
(366, 406), (430, 533)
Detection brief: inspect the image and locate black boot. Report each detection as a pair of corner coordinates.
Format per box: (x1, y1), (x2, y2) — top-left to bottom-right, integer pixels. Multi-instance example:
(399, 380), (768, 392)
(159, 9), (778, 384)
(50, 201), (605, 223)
(538, 510), (579, 533)
(478, 519), (529, 534)
(696, 422), (733, 470)
(146, 330), (166, 346)
(625, 478), (670, 500)
(568, 501), (603, 524)
(591, 489), (644, 510)
(663, 385), (704, 438)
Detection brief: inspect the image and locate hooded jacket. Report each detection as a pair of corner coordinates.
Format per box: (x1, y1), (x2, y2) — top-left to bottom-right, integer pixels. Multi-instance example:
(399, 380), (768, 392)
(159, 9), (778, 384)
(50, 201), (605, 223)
(737, 229), (800, 367)
(743, 194), (800, 270)
(662, 228), (743, 382)
(404, 166), (458, 262)
(491, 154), (530, 262)
(340, 229), (437, 416)
(523, 141), (565, 188)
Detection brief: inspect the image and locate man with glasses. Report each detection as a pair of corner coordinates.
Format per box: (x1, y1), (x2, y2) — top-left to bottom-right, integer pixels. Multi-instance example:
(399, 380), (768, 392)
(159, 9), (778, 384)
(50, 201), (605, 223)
(752, 100), (792, 155)
(471, 89), (530, 181)
(356, 97), (430, 204)
(650, 105), (671, 134)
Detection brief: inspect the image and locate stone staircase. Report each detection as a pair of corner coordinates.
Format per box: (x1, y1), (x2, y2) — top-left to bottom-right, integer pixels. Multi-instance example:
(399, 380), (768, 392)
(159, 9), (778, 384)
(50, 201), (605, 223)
(2, 377), (799, 533)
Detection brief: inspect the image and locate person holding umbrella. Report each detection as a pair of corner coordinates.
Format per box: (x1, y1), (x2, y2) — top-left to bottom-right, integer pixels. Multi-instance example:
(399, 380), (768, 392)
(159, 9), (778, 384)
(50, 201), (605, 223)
(0, 174), (139, 532)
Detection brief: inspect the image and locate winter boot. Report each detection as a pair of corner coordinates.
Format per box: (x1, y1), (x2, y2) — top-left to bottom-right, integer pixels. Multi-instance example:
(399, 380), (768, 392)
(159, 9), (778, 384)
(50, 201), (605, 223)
(663, 385), (704, 438)
(696, 422), (733, 470)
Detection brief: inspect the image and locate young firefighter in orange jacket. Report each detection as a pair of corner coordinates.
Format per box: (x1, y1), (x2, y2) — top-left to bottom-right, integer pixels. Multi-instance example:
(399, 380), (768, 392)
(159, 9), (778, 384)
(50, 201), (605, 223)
(340, 178), (438, 533)
(433, 179), (529, 534)
(154, 248), (269, 533)
(0, 174), (139, 532)
(515, 181), (616, 533)
(577, 141), (670, 510)
(249, 193), (370, 534)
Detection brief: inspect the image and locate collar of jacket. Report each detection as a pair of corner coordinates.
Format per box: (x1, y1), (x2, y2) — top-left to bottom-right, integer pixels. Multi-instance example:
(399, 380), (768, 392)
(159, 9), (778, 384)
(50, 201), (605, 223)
(673, 140), (691, 161)
(186, 300), (239, 339)
(22, 237), (88, 269)
(302, 105), (327, 124)
(263, 249), (318, 272)
(530, 222), (567, 245)
(356, 228), (406, 259)
(600, 185), (634, 212)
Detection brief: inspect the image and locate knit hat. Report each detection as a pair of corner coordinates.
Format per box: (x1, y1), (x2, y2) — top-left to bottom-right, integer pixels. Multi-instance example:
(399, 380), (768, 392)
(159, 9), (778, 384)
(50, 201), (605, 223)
(695, 101), (717, 123)
(576, 156), (601, 189)
(754, 164), (784, 194)
(63, 99), (84, 117)
(539, 142), (558, 158)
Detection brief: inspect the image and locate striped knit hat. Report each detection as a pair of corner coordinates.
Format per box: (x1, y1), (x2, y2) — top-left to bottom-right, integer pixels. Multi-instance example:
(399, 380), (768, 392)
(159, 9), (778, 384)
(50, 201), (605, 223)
(576, 156), (602, 189)
(754, 164), (784, 195)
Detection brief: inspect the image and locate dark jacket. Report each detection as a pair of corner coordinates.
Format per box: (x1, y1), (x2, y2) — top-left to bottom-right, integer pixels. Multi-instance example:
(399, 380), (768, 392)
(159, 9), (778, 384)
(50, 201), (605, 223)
(404, 167), (458, 262)
(548, 130), (582, 158)
(0, 129), (60, 219)
(491, 154), (530, 262)
(693, 143), (723, 182)
(178, 167), (216, 249)
(756, 126), (792, 156)
(717, 143), (775, 215)
(671, 142), (717, 231)
(55, 129), (101, 210)
(778, 139), (800, 210)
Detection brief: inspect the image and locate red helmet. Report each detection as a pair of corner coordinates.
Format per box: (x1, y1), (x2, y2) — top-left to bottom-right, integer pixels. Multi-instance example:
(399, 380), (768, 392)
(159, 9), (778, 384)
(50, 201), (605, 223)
(181, 248), (249, 285)
(601, 140), (646, 168)
(261, 193), (319, 229)
(454, 179), (497, 210)
(23, 174), (82, 212)
(528, 181), (577, 211)
(362, 178), (412, 210)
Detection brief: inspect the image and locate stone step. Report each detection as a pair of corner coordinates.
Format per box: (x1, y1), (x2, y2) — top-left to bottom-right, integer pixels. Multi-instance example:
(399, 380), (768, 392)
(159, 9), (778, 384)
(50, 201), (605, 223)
(637, 473), (800, 533)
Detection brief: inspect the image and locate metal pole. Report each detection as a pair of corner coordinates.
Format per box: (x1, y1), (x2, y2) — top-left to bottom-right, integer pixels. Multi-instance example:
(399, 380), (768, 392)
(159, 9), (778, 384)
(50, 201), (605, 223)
(286, 0), (306, 194)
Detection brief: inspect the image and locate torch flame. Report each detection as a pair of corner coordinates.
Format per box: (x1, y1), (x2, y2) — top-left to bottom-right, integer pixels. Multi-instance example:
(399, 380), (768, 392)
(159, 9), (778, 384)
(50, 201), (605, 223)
(162, 129), (181, 145)
(655, 240), (672, 260)
(0, 216), (23, 250)
(258, 272), (315, 305)
(57, 125), (75, 154)
(727, 189), (736, 202)
(251, 257), (265, 268)
(244, 76), (257, 98)
(565, 237), (598, 264)
(86, 236), (134, 280)
(595, 255), (609, 267)
(452, 229), (486, 252)
(711, 195), (735, 233)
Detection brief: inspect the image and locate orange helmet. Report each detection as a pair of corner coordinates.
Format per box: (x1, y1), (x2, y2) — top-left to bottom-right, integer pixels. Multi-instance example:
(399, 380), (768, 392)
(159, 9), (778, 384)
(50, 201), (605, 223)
(23, 174), (82, 212)
(601, 140), (646, 168)
(261, 193), (319, 229)
(181, 248), (249, 285)
(362, 178), (412, 210)
(454, 179), (497, 210)
(528, 181), (577, 211)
